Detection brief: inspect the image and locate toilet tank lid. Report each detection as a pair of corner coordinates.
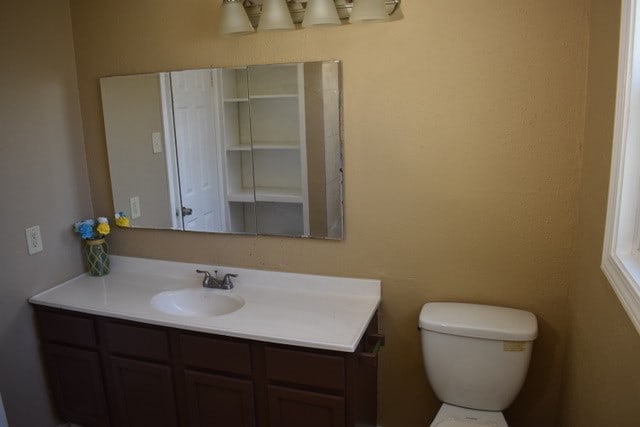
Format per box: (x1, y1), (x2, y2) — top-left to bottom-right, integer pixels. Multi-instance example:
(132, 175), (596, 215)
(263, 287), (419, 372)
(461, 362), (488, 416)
(419, 302), (538, 341)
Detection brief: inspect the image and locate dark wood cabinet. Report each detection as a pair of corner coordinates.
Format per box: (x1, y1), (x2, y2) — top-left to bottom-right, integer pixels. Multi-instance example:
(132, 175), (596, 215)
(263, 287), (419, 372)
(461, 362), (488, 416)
(101, 319), (177, 427)
(33, 306), (380, 427)
(177, 332), (256, 427)
(184, 370), (255, 427)
(109, 356), (178, 427)
(44, 344), (110, 427)
(268, 385), (345, 427)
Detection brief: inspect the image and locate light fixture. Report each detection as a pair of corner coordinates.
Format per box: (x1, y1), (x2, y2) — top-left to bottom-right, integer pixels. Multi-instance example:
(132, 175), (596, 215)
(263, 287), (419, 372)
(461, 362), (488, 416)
(288, 1), (307, 23)
(349, 0), (389, 23)
(258, 0), (295, 31)
(218, 1), (402, 36)
(302, 0), (341, 27)
(219, 0), (255, 36)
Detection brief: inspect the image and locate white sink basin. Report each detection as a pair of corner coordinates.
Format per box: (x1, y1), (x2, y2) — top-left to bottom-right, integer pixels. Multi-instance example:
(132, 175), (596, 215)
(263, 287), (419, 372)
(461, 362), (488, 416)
(151, 288), (245, 317)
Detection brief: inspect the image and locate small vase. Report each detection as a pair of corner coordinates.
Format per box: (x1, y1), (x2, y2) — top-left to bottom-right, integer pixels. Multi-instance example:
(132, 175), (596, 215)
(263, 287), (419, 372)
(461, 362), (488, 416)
(84, 238), (110, 276)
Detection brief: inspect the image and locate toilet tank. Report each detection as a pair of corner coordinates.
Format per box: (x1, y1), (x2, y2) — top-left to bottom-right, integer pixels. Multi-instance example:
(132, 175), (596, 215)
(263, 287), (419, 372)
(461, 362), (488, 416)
(419, 303), (537, 411)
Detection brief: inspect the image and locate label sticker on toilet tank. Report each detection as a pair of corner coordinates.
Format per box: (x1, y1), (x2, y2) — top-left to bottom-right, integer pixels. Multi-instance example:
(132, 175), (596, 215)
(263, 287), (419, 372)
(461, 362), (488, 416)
(503, 341), (526, 352)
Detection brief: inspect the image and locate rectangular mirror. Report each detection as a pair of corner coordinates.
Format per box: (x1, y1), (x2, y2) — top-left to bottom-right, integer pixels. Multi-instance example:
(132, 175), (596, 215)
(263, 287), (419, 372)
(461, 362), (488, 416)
(100, 61), (343, 239)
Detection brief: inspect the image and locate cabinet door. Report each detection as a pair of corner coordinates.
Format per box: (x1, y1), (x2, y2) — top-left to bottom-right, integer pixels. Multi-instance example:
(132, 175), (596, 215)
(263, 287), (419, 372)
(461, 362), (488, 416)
(45, 344), (110, 427)
(109, 356), (178, 427)
(268, 385), (345, 427)
(184, 370), (255, 427)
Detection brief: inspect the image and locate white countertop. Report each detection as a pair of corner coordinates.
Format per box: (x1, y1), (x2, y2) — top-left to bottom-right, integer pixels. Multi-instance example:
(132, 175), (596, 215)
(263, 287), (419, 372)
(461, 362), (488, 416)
(29, 256), (381, 352)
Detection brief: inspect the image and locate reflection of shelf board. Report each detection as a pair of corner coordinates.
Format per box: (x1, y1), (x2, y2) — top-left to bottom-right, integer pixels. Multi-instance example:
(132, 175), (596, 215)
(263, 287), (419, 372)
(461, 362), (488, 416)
(224, 97), (249, 102)
(226, 189), (253, 203)
(249, 94), (298, 100)
(255, 187), (302, 203)
(226, 142), (300, 151)
(226, 187), (303, 204)
(226, 144), (251, 152)
(252, 141), (300, 150)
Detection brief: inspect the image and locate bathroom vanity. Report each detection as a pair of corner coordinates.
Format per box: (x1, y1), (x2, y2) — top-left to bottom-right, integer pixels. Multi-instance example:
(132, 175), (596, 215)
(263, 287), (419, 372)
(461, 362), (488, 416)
(29, 256), (381, 427)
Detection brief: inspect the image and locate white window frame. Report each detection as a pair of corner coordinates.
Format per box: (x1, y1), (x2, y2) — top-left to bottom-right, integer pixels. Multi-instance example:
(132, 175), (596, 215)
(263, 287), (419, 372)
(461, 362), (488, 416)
(602, 0), (640, 335)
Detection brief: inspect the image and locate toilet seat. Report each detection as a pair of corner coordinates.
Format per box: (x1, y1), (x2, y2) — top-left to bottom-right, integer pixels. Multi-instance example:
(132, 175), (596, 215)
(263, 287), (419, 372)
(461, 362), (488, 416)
(430, 404), (508, 427)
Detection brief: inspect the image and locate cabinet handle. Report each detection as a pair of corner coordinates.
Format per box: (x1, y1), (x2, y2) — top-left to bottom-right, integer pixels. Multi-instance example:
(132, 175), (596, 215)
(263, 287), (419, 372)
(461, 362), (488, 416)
(358, 333), (385, 367)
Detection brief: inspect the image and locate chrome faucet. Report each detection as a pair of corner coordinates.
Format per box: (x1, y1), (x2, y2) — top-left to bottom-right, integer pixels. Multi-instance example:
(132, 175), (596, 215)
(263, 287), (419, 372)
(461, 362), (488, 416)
(196, 269), (237, 290)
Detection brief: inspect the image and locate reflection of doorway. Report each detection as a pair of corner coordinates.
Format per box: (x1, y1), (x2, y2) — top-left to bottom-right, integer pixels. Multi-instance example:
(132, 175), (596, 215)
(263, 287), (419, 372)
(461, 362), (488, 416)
(159, 74), (181, 230)
(170, 70), (225, 232)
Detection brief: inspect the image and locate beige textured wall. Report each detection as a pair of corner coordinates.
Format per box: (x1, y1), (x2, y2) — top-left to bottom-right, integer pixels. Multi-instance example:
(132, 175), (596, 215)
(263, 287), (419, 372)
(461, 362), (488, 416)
(0, 1), (93, 426)
(559, 0), (640, 425)
(70, 1), (589, 425)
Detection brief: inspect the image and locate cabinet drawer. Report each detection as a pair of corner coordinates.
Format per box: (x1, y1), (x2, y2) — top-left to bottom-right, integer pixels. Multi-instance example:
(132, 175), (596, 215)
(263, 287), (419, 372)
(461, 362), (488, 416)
(36, 310), (97, 348)
(180, 333), (252, 376)
(105, 321), (169, 362)
(265, 347), (345, 391)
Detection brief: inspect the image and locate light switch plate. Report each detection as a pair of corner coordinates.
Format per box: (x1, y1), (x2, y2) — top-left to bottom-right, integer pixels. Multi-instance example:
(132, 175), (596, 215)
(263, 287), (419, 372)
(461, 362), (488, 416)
(152, 132), (163, 153)
(130, 196), (141, 219)
(25, 225), (43, 255)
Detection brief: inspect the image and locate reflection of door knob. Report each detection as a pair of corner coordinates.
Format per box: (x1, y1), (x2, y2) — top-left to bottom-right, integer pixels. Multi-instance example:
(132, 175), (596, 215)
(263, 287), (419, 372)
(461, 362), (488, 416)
(181, 207), (193, 216)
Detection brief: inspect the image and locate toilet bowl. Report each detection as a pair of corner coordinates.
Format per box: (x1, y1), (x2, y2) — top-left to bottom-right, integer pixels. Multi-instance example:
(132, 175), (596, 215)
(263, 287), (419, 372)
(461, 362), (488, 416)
(419, 302), (538, 427)
(431, 403), (507, 427)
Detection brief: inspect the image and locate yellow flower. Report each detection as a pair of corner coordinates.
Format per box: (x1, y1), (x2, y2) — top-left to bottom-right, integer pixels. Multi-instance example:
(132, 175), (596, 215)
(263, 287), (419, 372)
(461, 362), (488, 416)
(115, 216), (130, 227)
(96, 223), (110, 235)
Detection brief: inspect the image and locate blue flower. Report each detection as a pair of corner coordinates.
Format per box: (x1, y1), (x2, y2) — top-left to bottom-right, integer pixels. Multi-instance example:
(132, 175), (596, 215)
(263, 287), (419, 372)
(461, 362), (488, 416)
(79, 223), (94, 240)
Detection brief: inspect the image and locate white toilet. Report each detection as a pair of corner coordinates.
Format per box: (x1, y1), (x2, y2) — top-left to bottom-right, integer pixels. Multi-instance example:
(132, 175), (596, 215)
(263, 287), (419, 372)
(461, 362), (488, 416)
(418, 302), (538, 427)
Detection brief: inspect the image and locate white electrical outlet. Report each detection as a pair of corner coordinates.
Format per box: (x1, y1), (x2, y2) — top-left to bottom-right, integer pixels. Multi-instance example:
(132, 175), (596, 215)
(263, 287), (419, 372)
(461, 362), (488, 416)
(25, 225), (43, 255)
(130, 196), (141, 219)
(152, 132), (163, 154)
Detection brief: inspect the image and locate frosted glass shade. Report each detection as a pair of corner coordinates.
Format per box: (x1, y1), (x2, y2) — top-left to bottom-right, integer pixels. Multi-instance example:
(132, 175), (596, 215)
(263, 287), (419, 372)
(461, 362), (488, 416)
(258, 0), (295, 31)
(219, 0), (255, 35)
(349, 0), (389, 23)
(302, 0), (341, 27)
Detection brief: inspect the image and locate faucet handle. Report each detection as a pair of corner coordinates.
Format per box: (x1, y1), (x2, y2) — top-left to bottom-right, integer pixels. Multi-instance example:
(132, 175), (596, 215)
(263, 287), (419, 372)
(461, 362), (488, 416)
(222, 273), (238, 287)
(196, 269), (217, 286)
(196, 269), (211, 278)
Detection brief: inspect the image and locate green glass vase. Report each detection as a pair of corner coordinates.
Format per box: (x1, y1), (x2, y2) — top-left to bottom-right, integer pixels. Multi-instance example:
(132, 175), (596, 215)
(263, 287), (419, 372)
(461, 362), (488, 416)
(84, 238), (110, 276)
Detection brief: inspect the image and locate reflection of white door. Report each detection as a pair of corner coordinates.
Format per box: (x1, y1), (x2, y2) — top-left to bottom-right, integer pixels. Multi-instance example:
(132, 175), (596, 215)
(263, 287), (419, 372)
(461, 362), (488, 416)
(171, 70), (224, 232)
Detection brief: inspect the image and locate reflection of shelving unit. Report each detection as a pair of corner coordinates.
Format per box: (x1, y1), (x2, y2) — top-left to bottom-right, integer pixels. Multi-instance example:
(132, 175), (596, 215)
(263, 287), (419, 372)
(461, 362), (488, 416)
(218, 64), (308, 236)
(218, 67), (254, 233)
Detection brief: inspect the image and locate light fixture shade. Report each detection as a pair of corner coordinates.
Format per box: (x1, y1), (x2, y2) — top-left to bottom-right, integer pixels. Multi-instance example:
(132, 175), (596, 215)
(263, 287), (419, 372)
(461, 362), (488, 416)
(349, 0), (389, 23)
(219, 0), (255, 36)
(258, 0), (295, 31)
(302, 0), (341, 28)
